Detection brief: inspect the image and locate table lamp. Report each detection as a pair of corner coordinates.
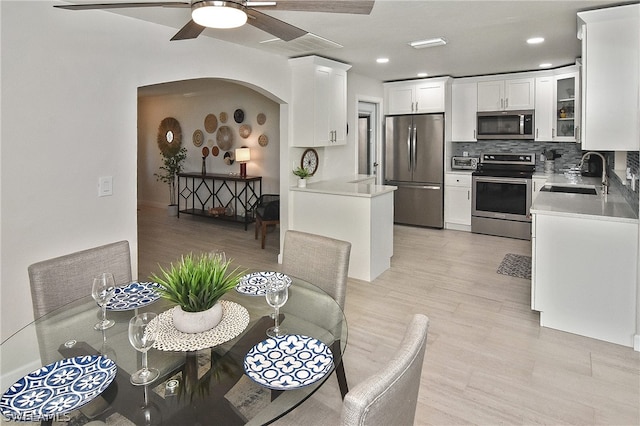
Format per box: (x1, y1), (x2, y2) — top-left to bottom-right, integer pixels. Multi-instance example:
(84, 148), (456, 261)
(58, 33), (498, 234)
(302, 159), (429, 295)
(235, 148), (251, 177)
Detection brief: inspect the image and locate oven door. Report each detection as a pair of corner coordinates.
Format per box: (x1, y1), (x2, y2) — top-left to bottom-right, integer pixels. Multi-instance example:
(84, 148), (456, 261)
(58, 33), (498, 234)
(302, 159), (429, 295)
(472, 175), (532, 221)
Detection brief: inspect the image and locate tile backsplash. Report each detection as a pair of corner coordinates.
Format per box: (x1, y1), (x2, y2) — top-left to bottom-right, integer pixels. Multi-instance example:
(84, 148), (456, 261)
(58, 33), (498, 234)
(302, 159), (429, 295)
(451, 141), (639, 215)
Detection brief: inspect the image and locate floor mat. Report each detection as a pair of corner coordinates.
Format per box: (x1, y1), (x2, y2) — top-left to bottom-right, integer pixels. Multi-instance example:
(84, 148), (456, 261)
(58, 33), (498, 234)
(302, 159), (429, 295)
(497, 253), (531, 279)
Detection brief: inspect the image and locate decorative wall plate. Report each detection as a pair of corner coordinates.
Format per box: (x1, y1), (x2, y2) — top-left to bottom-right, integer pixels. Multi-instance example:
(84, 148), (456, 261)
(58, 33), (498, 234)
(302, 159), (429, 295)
(258, 134), (269, 147)
(202, 146), (210, 157)
(257, 113), (266, 125)
(204, 114), (218, 133)
(192, 129), (204, 147)
(244, 335), (333, 391)
(219, 112), (228, 123)
(211, 146), (220, 156)
(0, 355), (117, 421)
(217, 126), (233, 151)
(234, 109), (245, 123)
(157, 117), (182, 156)
(239, 124), (252, 139)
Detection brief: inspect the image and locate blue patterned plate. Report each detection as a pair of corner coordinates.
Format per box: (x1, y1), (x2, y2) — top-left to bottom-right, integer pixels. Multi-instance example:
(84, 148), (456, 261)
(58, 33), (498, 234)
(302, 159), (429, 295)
(107, 281), (160, 311)
(0, 355), (117, 422)
(244, 334), (333, 390)
(236, 272), (292, 296)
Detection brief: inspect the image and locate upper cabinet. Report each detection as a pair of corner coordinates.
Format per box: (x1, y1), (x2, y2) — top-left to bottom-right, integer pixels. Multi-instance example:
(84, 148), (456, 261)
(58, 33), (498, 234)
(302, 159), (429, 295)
(290, 56), (351, 147)
(535, 69), (580, 142)
(384, 78), (447, 114)
(578, 4), (640, 151)
(451, 80), (477, 142)
(477, 78), (535, 111)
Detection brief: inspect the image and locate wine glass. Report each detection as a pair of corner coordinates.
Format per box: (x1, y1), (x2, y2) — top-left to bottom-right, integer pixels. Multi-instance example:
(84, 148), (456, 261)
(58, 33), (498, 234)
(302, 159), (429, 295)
(92, 273), (116, 330)
(128, 312), (160, 385)
(265, 279), (288, 337)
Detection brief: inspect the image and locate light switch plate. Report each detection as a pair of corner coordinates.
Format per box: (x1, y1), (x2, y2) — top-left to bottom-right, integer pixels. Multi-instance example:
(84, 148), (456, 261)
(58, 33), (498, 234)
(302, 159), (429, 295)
(98, 176), (113, 197)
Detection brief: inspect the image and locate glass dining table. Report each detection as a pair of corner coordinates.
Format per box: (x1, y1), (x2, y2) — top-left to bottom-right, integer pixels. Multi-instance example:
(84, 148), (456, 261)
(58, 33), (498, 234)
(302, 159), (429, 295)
(0, 275), (347, 425)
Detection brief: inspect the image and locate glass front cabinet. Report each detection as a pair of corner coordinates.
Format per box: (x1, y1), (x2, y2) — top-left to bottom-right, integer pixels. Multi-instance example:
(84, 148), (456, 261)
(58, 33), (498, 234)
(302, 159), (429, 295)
(554, 72), (579, 142)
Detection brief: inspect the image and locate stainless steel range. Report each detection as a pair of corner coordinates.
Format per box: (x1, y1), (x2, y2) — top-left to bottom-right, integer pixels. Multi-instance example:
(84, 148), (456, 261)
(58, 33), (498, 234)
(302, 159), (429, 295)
(471, 153), (535, 240)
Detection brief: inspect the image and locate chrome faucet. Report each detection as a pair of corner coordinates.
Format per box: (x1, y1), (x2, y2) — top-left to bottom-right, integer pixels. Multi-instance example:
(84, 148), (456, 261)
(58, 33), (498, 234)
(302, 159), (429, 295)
(579, 151), (608, 193)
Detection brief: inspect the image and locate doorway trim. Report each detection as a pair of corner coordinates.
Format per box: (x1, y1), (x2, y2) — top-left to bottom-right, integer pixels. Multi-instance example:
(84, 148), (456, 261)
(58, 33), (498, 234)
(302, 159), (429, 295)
(355, 95), (383, 184)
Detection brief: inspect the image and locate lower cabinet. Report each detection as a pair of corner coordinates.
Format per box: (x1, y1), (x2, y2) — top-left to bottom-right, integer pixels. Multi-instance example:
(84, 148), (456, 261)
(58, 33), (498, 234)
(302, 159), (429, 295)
(444, 172), (472, 231)
(531, 175), (548, 203)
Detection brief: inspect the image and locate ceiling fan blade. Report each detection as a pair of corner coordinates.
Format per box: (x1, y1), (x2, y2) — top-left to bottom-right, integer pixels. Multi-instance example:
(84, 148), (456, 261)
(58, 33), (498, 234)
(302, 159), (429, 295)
(53, 2), (189, 10)
(246, 8), (307, 41)
(252, 0), (374, 14)
(171, 20), (206, 40)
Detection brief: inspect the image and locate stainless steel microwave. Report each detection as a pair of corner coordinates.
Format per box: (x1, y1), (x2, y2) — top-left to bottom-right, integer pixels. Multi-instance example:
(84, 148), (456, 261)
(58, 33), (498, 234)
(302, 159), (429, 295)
(476, 110), (534, 140)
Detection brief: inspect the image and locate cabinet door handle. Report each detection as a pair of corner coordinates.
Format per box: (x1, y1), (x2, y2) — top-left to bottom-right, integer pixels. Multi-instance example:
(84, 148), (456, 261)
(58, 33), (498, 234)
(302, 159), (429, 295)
(536, 128), (539, 139)
(473, 129), (476, 139)
(501, 99), (504, 109)
(415, 102), (418, 111)
(552, 128), (555, 138)
(505, 98), (508, 109)
(467, 190), (470, 200)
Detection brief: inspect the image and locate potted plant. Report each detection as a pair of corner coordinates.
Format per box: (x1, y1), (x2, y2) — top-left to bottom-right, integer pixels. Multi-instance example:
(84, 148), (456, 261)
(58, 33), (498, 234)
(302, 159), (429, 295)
(155, 146), (187, 216)
(293, 166), (311, 188)
(151, 252), (246, 333)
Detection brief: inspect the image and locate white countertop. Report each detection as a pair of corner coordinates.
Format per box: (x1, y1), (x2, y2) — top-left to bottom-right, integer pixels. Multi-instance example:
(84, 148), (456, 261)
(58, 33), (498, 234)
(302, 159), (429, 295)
(531, 173), (638, 223)
(290, 175), (397, 198)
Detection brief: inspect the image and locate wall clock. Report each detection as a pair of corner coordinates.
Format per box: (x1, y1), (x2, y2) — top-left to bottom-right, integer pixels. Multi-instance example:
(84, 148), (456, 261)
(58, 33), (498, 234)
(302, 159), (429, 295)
(301, 148), (319, 175)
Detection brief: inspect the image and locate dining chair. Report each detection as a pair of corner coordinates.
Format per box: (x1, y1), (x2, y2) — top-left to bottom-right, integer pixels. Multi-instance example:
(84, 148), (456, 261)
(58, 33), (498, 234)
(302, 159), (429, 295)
(340, 314), (430, 426)
(28, 240), (132, 319)
(281, 230), (351, 398)
(254, 194), (280, 249)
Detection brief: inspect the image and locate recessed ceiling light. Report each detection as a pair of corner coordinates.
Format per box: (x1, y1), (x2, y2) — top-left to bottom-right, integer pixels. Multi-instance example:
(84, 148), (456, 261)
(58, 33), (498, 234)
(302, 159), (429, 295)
(417, 72), (428, 77)
(539, 63), (552, 68)
(527, 37), (545, 44)
(376, 58), (389, 64)
(409, 37), (447, 49)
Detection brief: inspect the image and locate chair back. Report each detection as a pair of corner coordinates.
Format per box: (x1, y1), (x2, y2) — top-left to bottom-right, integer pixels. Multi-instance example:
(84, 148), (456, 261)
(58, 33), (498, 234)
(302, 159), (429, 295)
(282, 230), (351, 309)
(28, 240), (132, 319)
(340, 314), (429, 426)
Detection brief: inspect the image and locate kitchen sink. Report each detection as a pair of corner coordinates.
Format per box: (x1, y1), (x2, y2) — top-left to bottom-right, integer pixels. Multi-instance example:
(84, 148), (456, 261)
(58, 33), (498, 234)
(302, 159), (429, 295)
(540, 185), (597, 195)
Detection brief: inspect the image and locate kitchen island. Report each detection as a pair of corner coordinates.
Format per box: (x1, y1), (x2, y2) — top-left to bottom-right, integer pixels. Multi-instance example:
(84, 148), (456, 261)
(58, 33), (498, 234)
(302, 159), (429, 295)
(530, 174), (639, 348)
(290, 175), (397, 282)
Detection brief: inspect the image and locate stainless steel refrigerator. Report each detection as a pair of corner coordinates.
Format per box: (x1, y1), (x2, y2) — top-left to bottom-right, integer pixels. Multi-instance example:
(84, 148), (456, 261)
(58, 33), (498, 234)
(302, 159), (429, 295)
(384, 113), (444, 228)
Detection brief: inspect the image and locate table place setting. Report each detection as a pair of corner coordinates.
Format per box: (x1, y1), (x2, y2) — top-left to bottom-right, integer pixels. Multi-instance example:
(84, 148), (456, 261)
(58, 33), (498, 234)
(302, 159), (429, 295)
(0, 355), (117, 422)
(235, 271), (292, 296)
(107, 281), (161, 311)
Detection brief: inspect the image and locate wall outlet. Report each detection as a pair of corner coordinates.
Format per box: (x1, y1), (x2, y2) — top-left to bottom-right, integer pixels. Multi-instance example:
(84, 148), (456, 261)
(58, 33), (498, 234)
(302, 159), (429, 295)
(462, 151), (469, 157)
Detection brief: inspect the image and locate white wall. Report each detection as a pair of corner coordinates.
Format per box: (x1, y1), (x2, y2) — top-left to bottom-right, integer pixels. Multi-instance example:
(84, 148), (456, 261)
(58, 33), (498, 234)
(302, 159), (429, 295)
(0, 1), (292, 340)
(138, 81), (281, 208)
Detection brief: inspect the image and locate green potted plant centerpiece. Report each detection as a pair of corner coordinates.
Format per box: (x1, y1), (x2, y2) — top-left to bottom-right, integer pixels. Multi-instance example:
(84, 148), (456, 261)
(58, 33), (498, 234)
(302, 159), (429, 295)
(293, 166), (311, 188)
(151, 252), (246, 333)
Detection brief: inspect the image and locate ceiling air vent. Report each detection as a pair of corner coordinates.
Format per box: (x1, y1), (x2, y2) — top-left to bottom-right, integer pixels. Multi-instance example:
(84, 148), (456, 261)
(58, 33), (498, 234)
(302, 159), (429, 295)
(259, 33), (342, 55)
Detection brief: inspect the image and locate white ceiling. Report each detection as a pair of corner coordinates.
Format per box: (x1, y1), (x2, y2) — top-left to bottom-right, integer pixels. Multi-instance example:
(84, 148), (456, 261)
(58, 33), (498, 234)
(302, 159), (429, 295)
(72, 0), (634, 82)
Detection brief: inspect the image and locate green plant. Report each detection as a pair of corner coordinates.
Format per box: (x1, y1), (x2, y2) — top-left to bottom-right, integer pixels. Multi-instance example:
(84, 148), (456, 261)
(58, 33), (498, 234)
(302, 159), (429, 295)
(154, 147), (187, 205)
(151, 252), (246, 312)
(293, 166), (311, 178)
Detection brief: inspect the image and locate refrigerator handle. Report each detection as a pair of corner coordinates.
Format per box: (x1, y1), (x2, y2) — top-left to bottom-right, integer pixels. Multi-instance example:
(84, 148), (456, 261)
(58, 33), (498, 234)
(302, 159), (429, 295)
(412, 125), (417, 172)
(407, 125), (412, 172)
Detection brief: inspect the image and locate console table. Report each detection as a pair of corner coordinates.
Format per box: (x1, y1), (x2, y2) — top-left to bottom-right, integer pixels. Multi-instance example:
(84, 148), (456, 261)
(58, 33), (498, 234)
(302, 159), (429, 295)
(177, 173), (262, 230)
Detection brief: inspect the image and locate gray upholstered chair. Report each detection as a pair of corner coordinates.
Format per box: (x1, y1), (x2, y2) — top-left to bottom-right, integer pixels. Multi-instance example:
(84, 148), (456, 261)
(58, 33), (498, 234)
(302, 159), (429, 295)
(28, 240), (132, 319)
(282, 230), (351, 398)
(254, 194), (280, 249)
(340, 314), (430, 426)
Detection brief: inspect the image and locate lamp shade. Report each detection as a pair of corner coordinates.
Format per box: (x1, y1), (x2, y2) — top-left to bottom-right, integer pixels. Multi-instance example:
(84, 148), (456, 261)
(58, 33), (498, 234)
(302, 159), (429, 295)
(192, 1), (248, 29)
(235, 148), (251, 162)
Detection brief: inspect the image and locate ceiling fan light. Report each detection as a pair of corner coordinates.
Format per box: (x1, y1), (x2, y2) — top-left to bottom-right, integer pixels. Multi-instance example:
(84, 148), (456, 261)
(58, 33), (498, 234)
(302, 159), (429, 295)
(192, 1), (248, 29)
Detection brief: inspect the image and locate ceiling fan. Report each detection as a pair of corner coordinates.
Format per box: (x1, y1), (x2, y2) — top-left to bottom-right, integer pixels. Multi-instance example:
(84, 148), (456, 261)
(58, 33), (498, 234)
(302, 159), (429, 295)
(54, 1), (375, 42)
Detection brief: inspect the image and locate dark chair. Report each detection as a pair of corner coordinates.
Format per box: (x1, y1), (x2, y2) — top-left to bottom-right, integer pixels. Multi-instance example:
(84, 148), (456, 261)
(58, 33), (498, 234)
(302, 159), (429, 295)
(255, 194), (280, 249)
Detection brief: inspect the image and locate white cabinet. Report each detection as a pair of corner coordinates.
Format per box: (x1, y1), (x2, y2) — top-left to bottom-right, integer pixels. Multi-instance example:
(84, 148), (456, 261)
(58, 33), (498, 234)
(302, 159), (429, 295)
(290, 56), (351, 147)
(531, 175), (548, 203)
(444, 173), (472, 230)
(535, 71), (580, 142)
(384, 78), (446, 114)
(477, 78), (534, 111)
(578, 4), (640, 150)
(451, 81), (477, 141)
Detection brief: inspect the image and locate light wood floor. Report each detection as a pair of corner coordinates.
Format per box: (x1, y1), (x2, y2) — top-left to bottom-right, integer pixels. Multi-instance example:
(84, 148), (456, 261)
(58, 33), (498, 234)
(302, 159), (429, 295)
(138, 206), (640, 425)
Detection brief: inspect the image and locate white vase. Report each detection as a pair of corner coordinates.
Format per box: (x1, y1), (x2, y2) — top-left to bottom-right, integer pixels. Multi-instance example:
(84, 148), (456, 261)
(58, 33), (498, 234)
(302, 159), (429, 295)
(167, 204), (178, 217)
(172, 302), (223, 334)
(297, 178), (307, 188)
